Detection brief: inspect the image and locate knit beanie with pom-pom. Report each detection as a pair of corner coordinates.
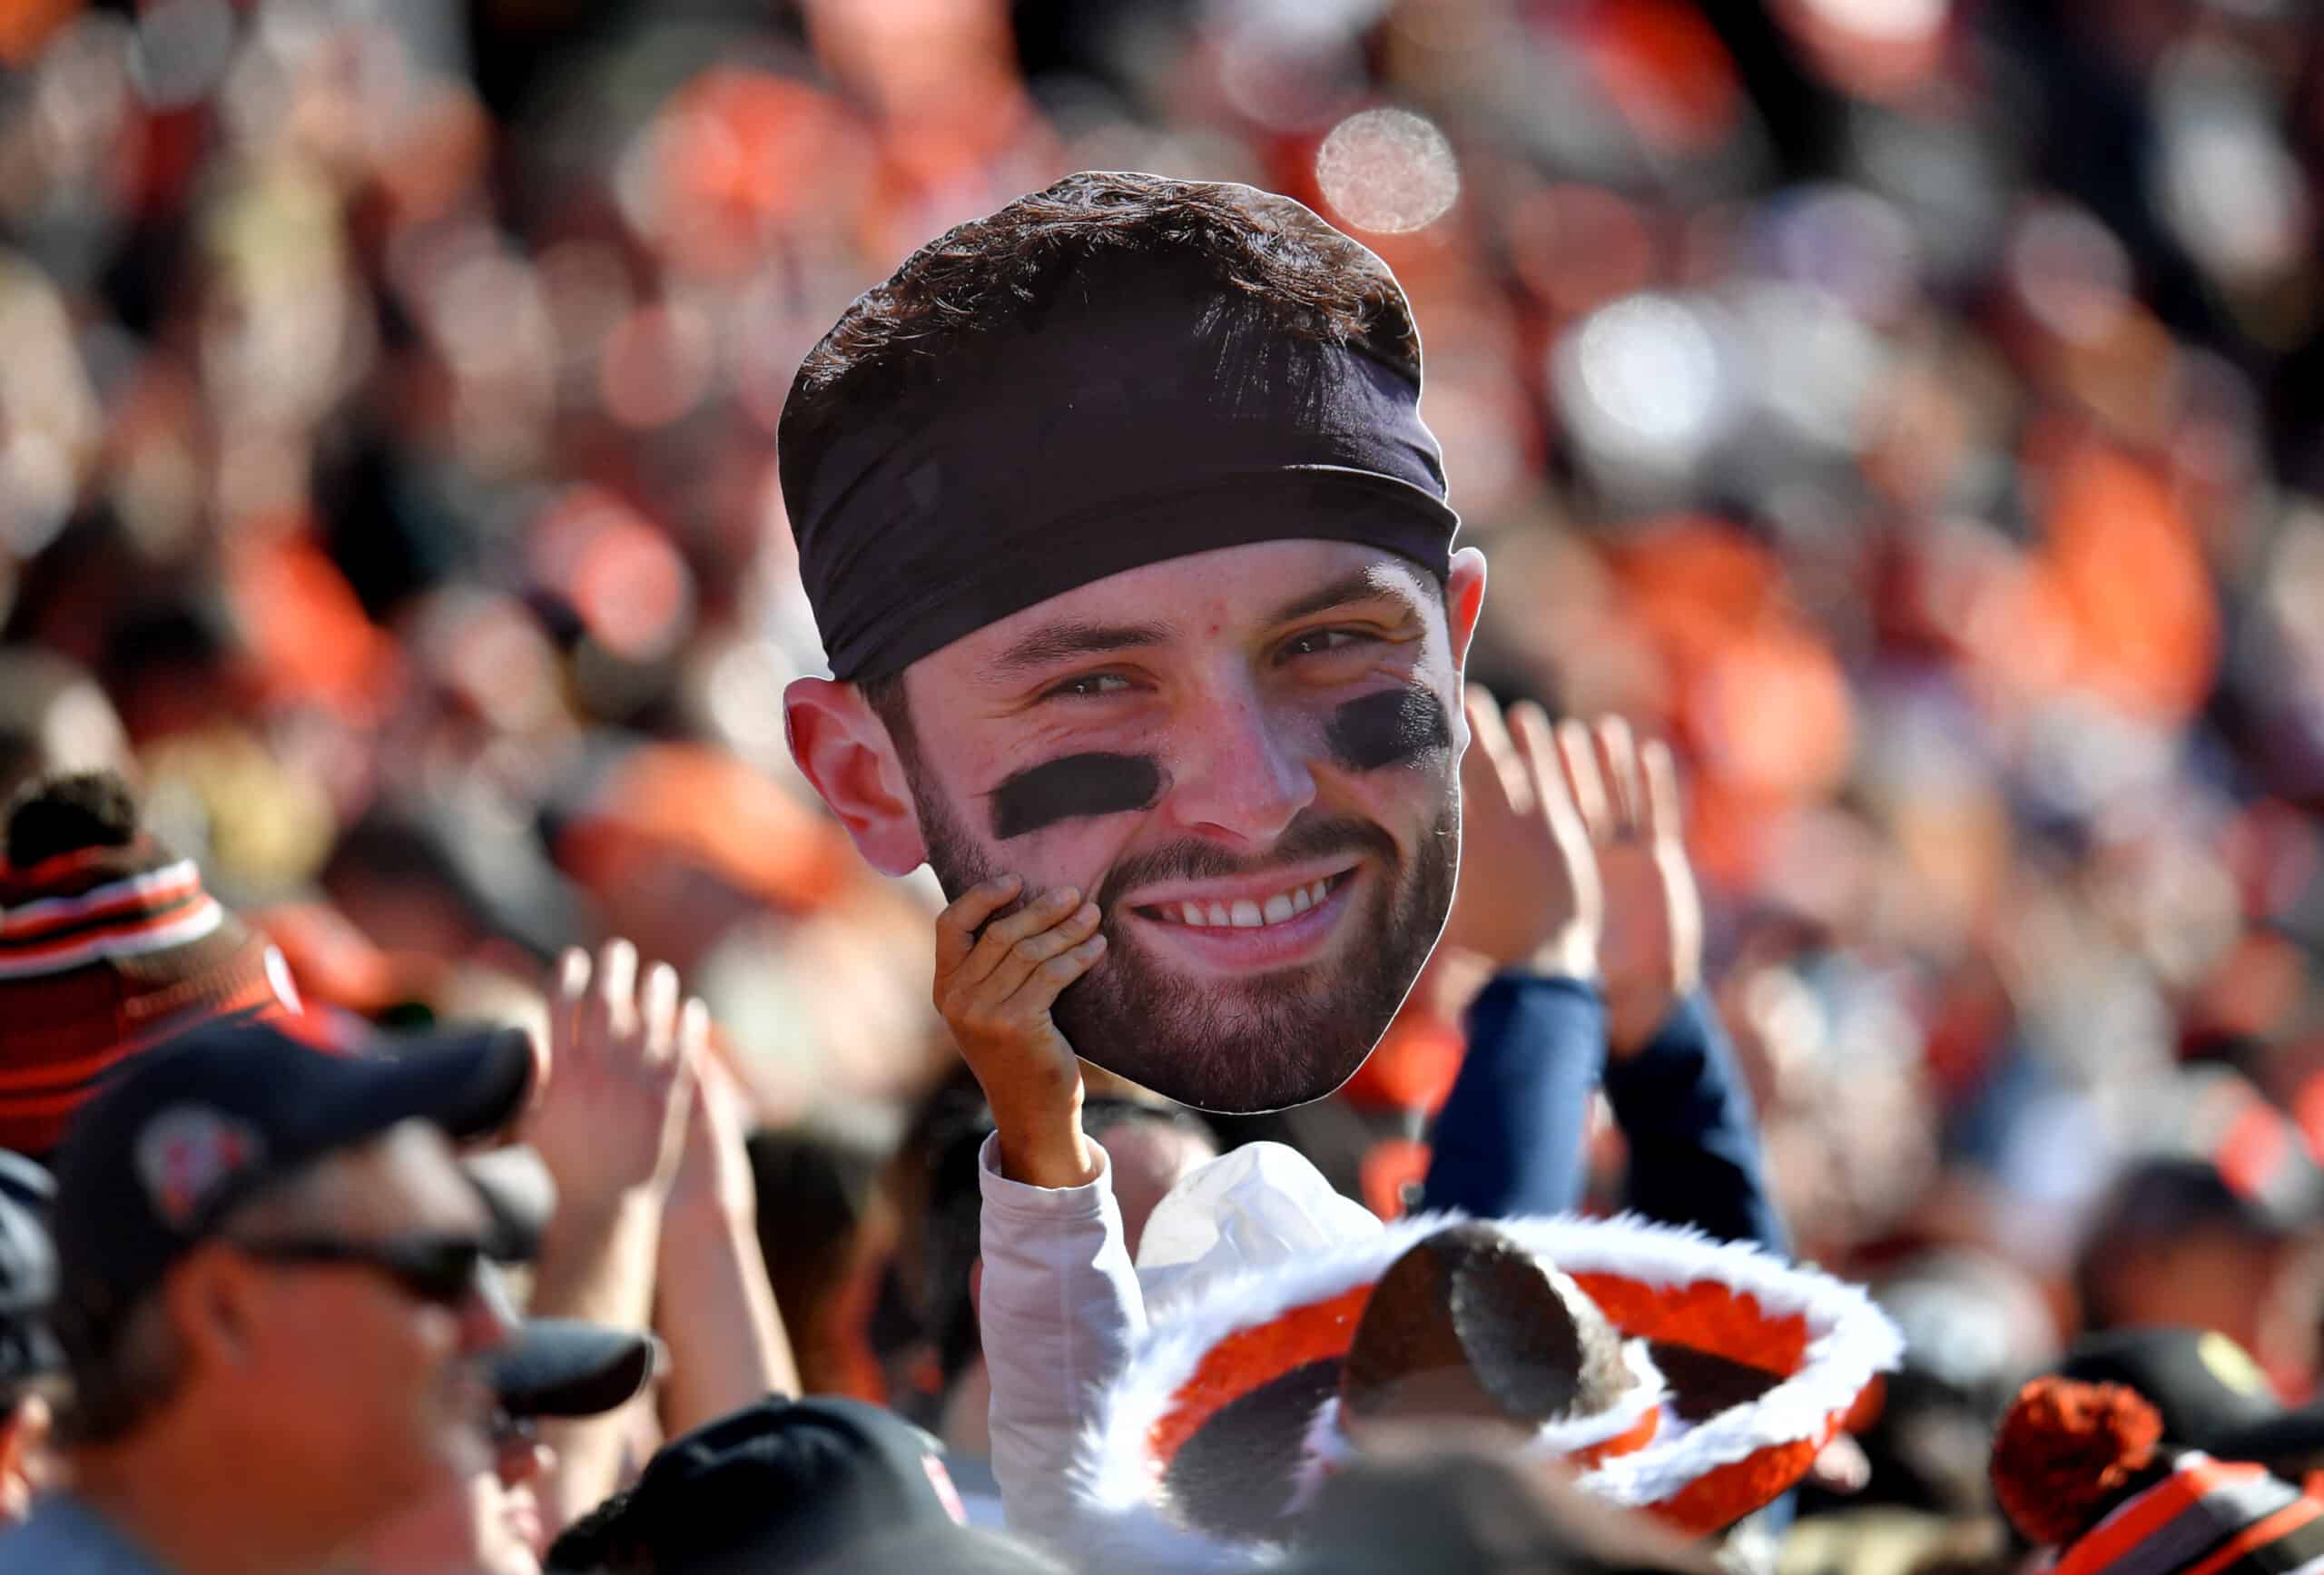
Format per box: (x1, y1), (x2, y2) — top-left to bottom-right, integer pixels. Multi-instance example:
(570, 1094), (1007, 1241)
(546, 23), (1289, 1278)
(1991, 1377), (2324, 1575)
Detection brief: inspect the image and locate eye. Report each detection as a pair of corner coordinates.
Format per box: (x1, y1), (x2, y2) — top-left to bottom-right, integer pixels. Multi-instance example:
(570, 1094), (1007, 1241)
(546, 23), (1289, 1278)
(1041, 672), (1135, 700)
(1281, 628), (1381, 661)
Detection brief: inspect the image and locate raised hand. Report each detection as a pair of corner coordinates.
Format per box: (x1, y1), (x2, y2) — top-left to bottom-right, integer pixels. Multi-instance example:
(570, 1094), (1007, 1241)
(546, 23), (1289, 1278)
(655, 999), (803, 1423)
(933, 874), (1107, 1187)
(662, 1000), (754, 1226)
(524, 939), (697, 1214)
(1438, 687), (1602, 982)
(1559, 716), (1702, 1058)
(520, 940), (701, 1532)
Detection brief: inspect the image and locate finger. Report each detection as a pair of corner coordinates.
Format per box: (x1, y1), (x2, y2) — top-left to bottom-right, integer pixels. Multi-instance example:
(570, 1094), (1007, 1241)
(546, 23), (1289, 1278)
(1595, 716), (1644, 838)
(1557, 719), (1612, 840)
(1640, 739), (1684, 845)
(595, 939), (639, 1043)
(960, 884), (1084, 985)
(1463, 686), (1531, 812)
(660, 1030), (701, 1146)
(935, 874), (1024, 976)
(1507, 703), (1590, 845)
(676, 998), (718, 1133)
(679, 996), (713, 1058)
(553, 957), (590, 1068)
(1016, 933), (1108, 1010)
(639, 961), (681, 1065)
(975, 901), (1102, 1005)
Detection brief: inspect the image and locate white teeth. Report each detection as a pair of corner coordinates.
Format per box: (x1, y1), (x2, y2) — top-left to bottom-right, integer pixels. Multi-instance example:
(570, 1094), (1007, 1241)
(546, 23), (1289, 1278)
(1153, 875), (1344, 926)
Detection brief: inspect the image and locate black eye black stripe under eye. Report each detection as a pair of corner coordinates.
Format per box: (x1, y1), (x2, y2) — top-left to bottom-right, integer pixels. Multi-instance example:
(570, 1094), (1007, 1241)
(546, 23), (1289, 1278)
(1326, 688), (1453, 773)
(987, 753), (1166, 840)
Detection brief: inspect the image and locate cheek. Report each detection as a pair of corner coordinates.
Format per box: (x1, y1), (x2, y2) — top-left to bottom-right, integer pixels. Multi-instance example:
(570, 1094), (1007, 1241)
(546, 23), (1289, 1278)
(406, 1304), (467, 1374)
(978, 816), (1147, 898)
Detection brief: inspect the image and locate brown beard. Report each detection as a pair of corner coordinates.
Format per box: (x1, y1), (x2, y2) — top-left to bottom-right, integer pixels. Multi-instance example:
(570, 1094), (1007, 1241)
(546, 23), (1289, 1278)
(911, 781), (1457, 1114)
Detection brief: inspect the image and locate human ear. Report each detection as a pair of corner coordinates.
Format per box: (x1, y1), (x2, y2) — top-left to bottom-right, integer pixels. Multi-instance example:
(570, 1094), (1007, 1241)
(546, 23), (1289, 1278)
(166, 1250), (254, 1372)
(1444, 547), (1488, 675)
(783, 676), (930, 878)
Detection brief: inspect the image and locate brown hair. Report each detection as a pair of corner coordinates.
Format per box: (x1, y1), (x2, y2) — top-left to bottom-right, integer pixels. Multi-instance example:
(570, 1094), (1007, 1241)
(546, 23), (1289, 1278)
(787, 170), (1417, 424)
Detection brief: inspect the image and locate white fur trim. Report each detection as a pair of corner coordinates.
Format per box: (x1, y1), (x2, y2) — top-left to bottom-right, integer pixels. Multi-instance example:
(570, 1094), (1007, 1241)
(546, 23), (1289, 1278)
(1073, 1211), (1903, 1554)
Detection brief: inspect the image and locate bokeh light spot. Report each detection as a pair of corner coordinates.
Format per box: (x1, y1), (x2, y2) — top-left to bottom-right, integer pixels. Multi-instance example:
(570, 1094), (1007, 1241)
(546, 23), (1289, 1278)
(1315, 107), (1460, 234)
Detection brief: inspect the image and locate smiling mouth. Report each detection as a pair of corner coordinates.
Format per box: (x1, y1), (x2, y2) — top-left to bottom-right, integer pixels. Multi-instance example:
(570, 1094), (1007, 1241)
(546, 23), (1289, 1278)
(1133, 871), (1357, 930)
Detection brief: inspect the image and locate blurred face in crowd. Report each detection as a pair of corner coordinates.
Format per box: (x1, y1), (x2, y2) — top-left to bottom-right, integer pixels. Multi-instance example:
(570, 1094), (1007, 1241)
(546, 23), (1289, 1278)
(351, 1406), (556, 1575)
(2093, 1222), (2324, 1390)
(793, 539), (1485, 1112)
(175, 1122), (511, 1529)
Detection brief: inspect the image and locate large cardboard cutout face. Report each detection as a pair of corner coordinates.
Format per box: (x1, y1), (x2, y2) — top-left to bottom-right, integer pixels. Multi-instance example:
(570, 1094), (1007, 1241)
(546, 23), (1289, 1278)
(788, 538), (1486, 1113)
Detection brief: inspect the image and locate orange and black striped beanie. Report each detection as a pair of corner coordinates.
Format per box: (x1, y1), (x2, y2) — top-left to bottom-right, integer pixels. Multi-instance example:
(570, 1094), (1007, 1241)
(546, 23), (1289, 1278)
(0, 826), (300, 1161)
(1994, 1378), (2324, 1575)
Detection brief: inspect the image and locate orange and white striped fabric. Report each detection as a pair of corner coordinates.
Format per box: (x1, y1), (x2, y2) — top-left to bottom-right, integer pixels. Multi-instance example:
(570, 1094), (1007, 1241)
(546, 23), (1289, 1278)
(0, 839), (298, 1157)
(2053, 1456), (2324, 1575)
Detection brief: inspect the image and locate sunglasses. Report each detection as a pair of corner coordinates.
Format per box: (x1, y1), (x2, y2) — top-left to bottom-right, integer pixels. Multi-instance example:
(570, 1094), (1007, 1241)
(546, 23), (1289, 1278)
(228, 1232), (491, 1307)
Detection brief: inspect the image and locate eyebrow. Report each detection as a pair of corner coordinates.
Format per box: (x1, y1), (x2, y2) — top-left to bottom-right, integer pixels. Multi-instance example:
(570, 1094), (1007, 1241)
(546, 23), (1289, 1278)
(989, 619), (1172, 676)
(1265, 568), (1423, 627)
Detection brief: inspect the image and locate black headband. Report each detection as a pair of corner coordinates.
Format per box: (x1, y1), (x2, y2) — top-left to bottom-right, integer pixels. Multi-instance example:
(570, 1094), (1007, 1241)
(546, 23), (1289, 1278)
(781, 266), (1459, 683)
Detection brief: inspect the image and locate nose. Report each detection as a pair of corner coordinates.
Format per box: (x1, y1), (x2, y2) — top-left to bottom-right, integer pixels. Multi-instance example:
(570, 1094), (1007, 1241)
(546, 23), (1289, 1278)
(1161, 674), (1315, 849)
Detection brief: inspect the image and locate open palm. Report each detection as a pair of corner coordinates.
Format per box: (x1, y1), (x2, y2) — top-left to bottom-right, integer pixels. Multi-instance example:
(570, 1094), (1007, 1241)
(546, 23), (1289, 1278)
(1443, 691), (1701, 1058)
(1561, 717), (1701, 1057)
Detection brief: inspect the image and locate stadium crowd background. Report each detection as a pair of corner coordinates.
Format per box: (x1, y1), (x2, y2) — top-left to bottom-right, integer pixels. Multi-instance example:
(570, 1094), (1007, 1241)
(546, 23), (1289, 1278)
(6, 0), (2324, 1521)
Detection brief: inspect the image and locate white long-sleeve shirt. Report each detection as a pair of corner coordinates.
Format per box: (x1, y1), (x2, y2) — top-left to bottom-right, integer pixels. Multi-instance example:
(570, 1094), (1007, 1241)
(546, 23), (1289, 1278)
(975, 1132), (1148, 1546)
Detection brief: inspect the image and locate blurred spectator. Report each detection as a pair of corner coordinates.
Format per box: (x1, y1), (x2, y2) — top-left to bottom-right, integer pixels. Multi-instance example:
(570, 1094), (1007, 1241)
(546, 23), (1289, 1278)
(1989, 1378), (2324, 1575)
(2059, 1326), (2324, 1487)
(2073, 1068), (2324, 1398)
(543, 1394), (993, 1574)
(0, 772), (304, 1159)
(6, 1017), (532, 1573)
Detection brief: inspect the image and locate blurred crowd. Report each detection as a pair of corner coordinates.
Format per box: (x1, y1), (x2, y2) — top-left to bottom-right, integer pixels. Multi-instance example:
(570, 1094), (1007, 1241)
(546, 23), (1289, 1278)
(9, 0), (2324, 1570)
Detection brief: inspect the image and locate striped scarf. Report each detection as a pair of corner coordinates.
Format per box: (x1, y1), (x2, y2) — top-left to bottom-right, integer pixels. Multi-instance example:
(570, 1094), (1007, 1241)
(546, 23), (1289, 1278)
(2054, 1455), (2324, 1575)
(0, 838), (296, 1158)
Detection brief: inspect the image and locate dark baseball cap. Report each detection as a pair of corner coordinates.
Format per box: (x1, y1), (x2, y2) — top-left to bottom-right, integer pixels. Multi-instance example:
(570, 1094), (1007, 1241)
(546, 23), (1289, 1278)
(493, 1318), (662, 1421)
(549, 1395), (970, 1574)
(0, 1150), (62, 1389)
(48, 1017), (534, 1363)
(2059, 1328), (2324, 1476)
